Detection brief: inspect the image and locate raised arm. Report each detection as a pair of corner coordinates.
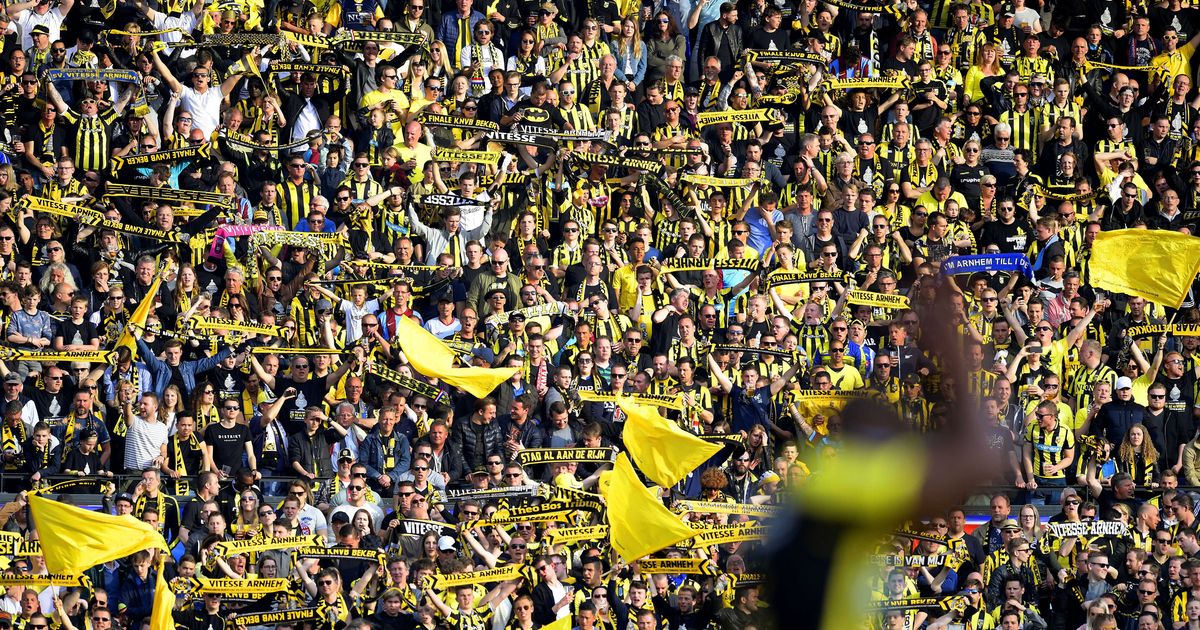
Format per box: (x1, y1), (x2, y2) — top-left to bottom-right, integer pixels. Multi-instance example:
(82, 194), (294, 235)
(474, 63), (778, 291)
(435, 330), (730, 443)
(1062, 307), (1097, 349)
(768, 361), (802, 395)
(707, 352), (733, 394)
(151, 49), (184, 94)
(45, 81), (69, 114)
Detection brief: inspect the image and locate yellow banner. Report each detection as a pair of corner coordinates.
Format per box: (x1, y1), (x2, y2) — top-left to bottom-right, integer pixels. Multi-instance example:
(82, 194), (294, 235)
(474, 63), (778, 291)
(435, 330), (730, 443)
(540, 525), (609, 546)
(679, 174), (765, 188)
(637, 558), (719, 575)
(673, 500), (782, 518)
(174, 577), (293, 596)
(577, 390), (684, 410)
(433, 148), (501, 165)
(0, 348), (115, 364)
(659, 257), (760, 273)
(191, 317), (286, 337)
(1127, 324), (1200, 338)
(823, 76), (909, 91)
(686, 523), (769, 548)
(619, 396), (722, 489)
(392, 316), (518, 398)
(847, 290), (909, 309)
(212, 535), (323, 558)
(0, 573), (90, 588)
(696, 109), (775, 128)
(427, 564), (531, 589)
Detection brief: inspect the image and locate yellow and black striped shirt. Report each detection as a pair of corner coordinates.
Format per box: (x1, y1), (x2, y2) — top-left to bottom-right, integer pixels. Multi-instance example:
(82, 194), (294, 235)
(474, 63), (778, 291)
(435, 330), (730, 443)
(62, 107), (119, 173)
(1000, 108), (1040, 154)
(276, 179), (318, 229)
(1024, 422), (1074, 478)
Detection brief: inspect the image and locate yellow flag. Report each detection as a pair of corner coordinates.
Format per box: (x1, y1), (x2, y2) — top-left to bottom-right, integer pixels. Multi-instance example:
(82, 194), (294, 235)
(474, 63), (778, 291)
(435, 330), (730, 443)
(29, 495), (169, 575)
(618, 397), (721, 488)
(393, 316), (517, 398)
(149, 554), (174, 630)
(600, 453), (696, 562)
(114, 262), (170, 356)
(1088, 229), (1200, 309)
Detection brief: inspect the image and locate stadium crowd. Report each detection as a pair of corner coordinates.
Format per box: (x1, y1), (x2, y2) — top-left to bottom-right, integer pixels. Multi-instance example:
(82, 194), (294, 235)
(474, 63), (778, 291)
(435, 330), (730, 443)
(0, 0), (1200, 628)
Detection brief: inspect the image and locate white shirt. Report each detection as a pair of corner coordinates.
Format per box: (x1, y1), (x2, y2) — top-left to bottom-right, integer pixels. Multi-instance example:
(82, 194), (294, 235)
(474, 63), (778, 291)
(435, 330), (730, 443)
(298, 503), (330, 542)
(181, 85), (224, 137)
(16, 7), (64, 50)
(292, 98), (321, 142)
(337, 298), (381, 342)
(459, 191), (490, 232)
(424, 316), (462, 339)
(150, 10), (198, 45)
(546, 581), (569, 620)
(124, 414), (169, 471)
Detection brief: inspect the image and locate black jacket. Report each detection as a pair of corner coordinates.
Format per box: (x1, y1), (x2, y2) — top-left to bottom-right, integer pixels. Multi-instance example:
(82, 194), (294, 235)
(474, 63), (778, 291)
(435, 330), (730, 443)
(281, 85), (347, 142)
(451, 419), (504, 471)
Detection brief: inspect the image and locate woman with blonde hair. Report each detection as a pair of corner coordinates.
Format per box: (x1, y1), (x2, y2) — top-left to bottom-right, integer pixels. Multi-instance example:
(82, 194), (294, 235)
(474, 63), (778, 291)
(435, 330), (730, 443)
(963, 44), (1004, 104)
(427, 42), (452, 79)
(403, 59), (433, 103)
(232, 489), (263, 538)
(0, 163), (17, 194)
(1015, 503), (1044, 545)
(612, 17), (646, 92)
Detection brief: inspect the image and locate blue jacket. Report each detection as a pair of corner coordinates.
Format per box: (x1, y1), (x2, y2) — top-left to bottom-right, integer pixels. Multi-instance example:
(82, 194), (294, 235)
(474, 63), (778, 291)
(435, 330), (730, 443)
(437, 11), (486, 66)
(359, 428), (413, 489)
(105, 567), (156, 626)
(1093, 398), (1148, 447)
(613, 42), (647, 85)
(136, 338), (232, 397)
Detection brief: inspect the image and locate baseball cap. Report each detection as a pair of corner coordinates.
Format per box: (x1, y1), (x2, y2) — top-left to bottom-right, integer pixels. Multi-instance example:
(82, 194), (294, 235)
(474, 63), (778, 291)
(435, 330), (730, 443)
(337, 448), (353, 462)
(902, 373), (921, 386)
(1116, 376), (1133, 390)
(437, 535), (457, 551)
(30, 25), (49, 36)
(315, 298), (333, 311)
(1000, 518), (1020, 531)
(3, 374), (21, 384)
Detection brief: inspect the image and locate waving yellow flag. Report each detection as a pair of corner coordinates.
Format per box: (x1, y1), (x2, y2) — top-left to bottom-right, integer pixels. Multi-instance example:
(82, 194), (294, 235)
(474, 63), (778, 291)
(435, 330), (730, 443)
(393, 315), (517, 398)
(30, 495), (169, 575)
(618, 397), (721, 488)
(601, 453), (696, 562)
(114, 261), (171, 356)
(1089, 230), (1200, 309)
(149, 554), (175, 630)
